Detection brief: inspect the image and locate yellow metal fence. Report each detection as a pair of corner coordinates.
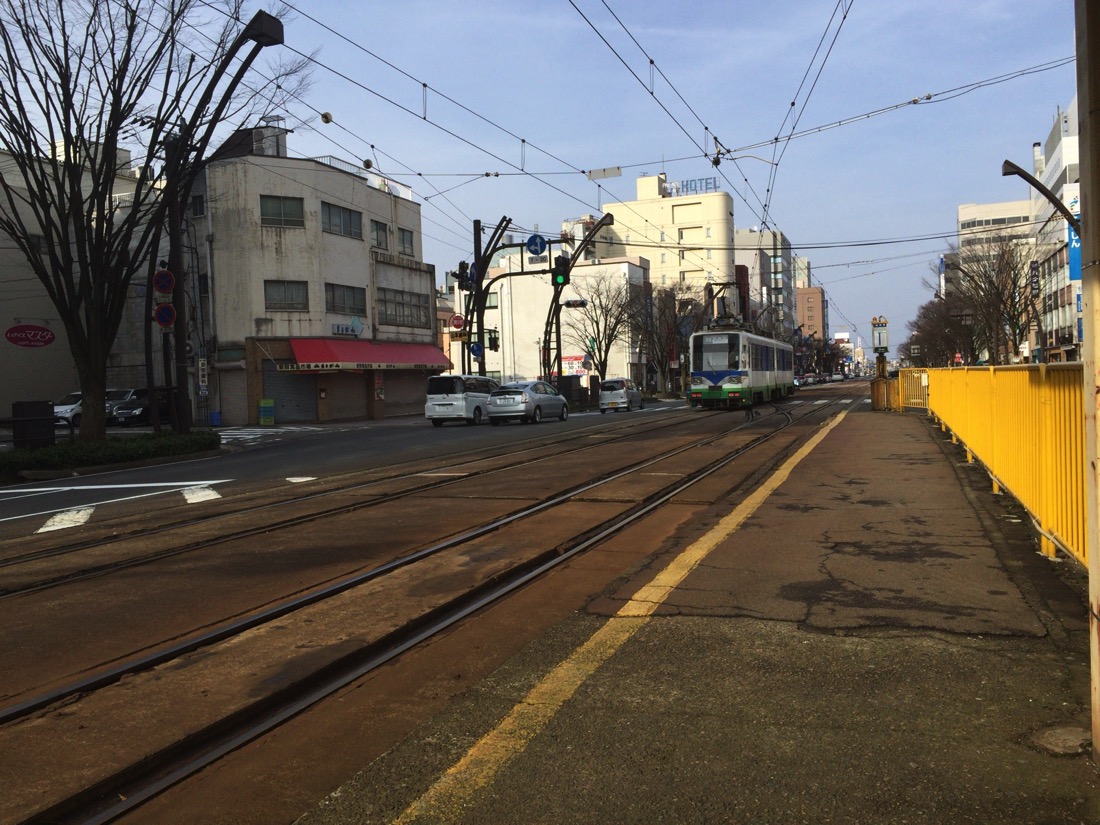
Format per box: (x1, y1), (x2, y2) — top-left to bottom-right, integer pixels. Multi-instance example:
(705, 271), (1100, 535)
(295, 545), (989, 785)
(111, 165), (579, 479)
(919, 365), (1086, 566)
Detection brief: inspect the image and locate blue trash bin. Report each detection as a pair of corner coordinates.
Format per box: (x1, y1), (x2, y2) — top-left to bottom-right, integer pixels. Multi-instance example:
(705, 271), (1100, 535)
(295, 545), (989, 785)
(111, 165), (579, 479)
(209, 411), (222, 427)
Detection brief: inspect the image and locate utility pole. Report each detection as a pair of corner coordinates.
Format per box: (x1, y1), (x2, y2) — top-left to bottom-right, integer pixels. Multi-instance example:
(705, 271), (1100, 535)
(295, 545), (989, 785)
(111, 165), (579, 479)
(1074, 0), (1100, 761)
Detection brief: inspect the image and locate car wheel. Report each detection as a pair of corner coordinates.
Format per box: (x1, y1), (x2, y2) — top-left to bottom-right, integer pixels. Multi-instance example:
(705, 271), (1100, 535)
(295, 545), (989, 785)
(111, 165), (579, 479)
(640, 398), (645, 409)
(467, 407), (483, 425)
(532, 406), (542, 423)
(600, 408), (607, 415)
(432, 419), (444, 427)
(559, 404), (568, 421)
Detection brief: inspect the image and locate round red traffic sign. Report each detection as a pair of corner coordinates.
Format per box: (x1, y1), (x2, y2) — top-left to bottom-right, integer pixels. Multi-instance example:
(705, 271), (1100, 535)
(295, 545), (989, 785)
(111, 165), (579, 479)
(154, 303), (177, 328)
(152, 269), (175, 294)
(450, 314), (465, 330)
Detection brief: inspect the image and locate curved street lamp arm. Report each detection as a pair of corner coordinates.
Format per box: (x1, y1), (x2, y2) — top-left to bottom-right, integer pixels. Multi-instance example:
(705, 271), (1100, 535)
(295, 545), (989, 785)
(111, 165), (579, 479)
(1001, 159), (1081, 236)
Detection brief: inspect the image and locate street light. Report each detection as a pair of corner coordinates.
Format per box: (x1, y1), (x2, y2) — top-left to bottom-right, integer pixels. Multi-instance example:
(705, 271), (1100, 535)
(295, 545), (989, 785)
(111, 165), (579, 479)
(164, 10), (284, 433)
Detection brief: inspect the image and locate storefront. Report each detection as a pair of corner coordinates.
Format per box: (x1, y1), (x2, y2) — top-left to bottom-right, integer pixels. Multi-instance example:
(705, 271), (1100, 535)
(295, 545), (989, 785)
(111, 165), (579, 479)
(245, 338), (451, 424)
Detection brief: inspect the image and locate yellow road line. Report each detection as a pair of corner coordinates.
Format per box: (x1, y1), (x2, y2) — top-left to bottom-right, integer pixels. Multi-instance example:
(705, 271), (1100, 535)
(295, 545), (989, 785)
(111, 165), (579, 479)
(392, 411), (849, 824)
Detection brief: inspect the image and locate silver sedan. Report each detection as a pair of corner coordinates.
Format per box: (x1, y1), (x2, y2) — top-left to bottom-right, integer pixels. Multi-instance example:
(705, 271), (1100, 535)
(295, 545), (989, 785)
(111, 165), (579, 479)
(488, 381), (569, 425)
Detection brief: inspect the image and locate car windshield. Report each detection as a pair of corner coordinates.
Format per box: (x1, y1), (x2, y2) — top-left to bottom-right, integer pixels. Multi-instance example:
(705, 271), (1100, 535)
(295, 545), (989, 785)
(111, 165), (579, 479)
(601, 381), (624, 391)
(56, 393), (81, 405)
(106, 390), (132, 401)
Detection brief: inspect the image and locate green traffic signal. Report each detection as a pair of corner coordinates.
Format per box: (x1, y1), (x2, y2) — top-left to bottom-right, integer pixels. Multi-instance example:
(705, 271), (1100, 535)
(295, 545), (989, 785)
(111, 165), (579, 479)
(552, 255), (570, 286)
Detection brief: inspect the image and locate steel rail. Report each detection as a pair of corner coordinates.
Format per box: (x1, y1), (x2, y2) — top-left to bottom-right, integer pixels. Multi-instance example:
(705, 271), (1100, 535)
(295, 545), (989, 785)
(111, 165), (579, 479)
(30, 400), (842, 825)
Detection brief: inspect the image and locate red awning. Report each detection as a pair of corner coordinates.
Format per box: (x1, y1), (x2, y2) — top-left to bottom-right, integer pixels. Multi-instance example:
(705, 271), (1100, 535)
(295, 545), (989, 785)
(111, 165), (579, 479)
(281, 339), (451, 372)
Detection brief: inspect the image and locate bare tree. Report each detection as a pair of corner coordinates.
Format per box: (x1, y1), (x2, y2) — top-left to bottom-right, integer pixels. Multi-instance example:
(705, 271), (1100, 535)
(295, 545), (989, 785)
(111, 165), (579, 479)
(944, 236), (1034, 364)
(0, 0), (307, 438)
(900, 296), (978, 367)
(630, 283), (708, 396)
(561, 275), (636, 383)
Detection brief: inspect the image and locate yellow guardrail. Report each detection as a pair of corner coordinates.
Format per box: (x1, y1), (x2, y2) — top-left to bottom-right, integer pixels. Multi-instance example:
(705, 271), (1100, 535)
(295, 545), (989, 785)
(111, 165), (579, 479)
(922, 364), (1086, 566)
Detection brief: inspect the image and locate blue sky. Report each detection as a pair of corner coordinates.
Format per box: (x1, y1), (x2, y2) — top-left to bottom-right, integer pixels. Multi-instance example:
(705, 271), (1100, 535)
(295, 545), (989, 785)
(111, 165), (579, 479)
(264, 0), (1078, 352)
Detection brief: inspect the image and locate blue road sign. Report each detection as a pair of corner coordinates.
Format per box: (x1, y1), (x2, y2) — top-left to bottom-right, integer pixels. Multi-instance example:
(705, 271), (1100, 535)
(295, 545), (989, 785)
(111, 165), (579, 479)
(526, 234), (548, 256)
(469, 342), (484, 358)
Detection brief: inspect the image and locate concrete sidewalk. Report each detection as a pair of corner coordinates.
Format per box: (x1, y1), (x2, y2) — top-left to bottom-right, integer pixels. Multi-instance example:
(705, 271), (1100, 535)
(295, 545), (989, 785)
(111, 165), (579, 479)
(299, 406), (1099, 824)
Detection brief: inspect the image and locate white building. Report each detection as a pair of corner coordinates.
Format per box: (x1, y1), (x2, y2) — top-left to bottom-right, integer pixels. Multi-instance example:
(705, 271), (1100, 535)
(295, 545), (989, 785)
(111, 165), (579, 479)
(191, 127), (449, 424)
(1028, 96), (1081, 362)
(448, 253), (649, 389)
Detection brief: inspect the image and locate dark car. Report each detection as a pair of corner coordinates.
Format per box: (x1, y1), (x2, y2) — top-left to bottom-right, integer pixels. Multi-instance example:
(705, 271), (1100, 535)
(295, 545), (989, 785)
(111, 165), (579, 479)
(105, 388), (143, 424)
(113, 388), (171, 426)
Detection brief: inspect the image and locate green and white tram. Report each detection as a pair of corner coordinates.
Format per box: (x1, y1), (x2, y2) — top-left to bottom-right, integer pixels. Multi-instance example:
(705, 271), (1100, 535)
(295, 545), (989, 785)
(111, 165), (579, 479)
(688, 329), (795, 409)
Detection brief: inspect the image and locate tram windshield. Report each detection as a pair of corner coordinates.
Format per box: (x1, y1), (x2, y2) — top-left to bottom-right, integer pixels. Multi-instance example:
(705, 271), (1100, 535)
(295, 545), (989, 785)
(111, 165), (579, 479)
(693, 333), (740, 371)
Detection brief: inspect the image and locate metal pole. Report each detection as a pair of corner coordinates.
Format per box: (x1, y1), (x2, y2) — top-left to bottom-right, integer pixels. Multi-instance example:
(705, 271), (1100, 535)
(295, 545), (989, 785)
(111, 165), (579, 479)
(1074, 0), (1100, 761)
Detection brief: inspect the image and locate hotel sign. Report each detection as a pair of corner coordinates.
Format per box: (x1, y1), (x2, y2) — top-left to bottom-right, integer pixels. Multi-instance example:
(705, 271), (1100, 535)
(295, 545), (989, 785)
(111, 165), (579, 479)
(667, 176), (720, 196)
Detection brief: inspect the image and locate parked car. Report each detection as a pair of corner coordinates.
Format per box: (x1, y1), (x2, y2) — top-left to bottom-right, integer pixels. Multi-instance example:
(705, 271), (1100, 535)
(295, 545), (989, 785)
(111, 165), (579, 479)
(599, 378), (643, 413)
(488, 381), (568, 425)
(424, 374), (499, 426)
(105, 388), (143, 424)
(53, 392), (82, 427)
(832, 372), (844, 382)
(113, 388), (171, 426)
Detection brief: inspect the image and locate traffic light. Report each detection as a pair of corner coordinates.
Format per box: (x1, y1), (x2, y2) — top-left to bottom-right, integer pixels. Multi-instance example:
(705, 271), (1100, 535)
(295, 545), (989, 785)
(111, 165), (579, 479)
(488, 330), (499, 351)
(552, 255), (570, 286)
(455, 261), (471, 291)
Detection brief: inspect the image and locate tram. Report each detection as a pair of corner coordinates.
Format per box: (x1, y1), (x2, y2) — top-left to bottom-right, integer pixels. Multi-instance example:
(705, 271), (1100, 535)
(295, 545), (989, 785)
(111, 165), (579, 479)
(688, 328), (795, 409)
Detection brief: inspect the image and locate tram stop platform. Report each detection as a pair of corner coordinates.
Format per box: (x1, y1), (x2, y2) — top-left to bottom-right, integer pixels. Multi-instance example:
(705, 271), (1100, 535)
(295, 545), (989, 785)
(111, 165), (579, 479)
(298, 402), (1099, 824)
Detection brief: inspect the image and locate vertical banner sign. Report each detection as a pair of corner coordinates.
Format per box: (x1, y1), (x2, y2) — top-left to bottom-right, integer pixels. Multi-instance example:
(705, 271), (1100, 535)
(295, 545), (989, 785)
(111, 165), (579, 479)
(1069, 218), (1082, 281)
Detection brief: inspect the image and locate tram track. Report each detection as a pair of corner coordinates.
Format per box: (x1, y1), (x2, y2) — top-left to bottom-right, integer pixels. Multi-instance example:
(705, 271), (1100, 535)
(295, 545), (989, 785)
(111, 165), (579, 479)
(0, 407), (718, 584)
(3, 397), (847, 825)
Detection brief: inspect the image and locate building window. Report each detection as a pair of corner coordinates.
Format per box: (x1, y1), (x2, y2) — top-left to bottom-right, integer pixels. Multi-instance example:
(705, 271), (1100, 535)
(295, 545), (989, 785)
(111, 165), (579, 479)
(378, 287), (430, 328)
(190, 194), (205, 217)
(370, 219), (389, 249)
(397, 227), (414, 256)
(705, 226), (712, 238)
(264, 280), (309, 311)
(325, 282), (367, 315)
(322, 202), (363, 239)
(484, 292), (499, 309)
(660, 253), (667, 264)
(260, 195), (305, 228)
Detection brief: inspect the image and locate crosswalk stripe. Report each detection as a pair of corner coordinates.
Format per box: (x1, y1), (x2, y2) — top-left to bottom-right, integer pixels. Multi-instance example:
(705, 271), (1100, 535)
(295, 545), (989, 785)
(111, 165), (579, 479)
(37, 507), (94, 533)
(182, 486), (221, 504)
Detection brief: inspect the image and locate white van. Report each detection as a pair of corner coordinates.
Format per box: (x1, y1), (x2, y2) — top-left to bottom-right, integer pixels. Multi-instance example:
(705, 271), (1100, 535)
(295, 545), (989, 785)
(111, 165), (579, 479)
(425, 374), (499, 426)
(599, 378), (643, 413)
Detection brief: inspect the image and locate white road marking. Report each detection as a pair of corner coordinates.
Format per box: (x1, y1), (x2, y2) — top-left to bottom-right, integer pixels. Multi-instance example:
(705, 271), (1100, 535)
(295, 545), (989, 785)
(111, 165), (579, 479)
(182, 486), (222, 504)
(0, 481), (233, 525)
(0, 481), (232, 495)
(37, 507), (94, 533)
(287, 477), (317, 483)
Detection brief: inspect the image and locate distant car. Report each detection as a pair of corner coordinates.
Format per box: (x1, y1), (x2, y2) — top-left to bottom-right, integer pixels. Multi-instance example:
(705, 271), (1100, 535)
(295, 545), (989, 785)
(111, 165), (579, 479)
(53, 392), (82, 427)
(488, 381), (568, 425)
(802, 374), (816, 386)
(832, 372), (844, 382)
(114, 388), (171, 426)
(599, 378), (643, 413)
(105, 388), (142, 424)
